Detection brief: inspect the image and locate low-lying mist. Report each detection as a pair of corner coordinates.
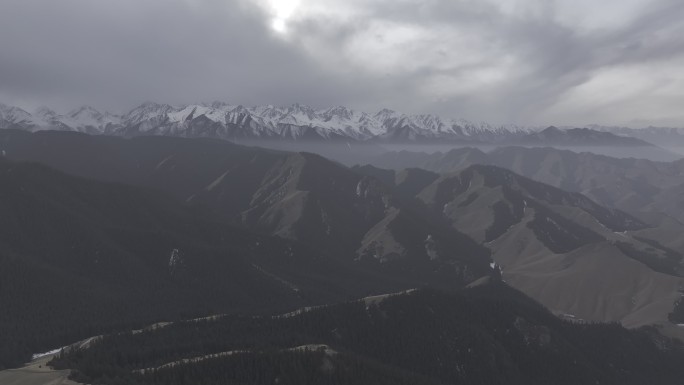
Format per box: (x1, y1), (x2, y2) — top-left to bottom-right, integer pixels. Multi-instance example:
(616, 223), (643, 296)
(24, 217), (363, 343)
(234, 139), (682, 166)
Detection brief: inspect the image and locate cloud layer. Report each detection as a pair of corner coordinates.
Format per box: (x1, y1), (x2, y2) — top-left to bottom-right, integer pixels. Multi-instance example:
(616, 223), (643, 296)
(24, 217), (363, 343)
(1, 0), (683, 127)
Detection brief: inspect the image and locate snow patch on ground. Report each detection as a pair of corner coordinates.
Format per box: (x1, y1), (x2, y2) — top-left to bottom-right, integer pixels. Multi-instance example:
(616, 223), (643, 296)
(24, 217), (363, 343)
(361, 289), (418, 307)
(132, 322), (173, 335)
(288, 344), (337, 356)
(135, 344), (338, 375)
(134, 350), (249, 374)
(31, 348), (63, 361)
(275, 305), (326, 319)
(276, 289), (419, 318)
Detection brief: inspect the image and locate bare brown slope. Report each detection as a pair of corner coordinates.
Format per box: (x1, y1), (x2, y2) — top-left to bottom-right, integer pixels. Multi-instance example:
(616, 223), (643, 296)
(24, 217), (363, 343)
(489, 208), (682, 327)
(415, 165), (684, 327)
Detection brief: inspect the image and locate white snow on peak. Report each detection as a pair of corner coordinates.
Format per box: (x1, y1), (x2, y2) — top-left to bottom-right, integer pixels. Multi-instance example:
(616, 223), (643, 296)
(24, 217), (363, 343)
(0, 101), (544, 140)
(0, 104), (44, 129)
(34, 106), (59, 120)
(63, 106), (120, 131)
(168, 105), (224, 124)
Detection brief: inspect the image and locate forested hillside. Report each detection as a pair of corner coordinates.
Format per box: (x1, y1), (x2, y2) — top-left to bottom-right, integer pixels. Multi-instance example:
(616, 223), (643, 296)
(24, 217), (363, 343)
(51, 285), (684, 385)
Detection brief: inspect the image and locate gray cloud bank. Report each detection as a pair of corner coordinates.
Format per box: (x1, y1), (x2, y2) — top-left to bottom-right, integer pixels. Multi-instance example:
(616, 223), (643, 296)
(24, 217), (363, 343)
(1, 0), (683, 127)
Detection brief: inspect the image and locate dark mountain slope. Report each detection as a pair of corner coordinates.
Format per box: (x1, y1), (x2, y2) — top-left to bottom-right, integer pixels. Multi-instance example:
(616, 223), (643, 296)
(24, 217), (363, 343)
(0, 158), (425, 369)
(0, 129), (287, 219)
(238, 152), (389, 253)
(393, 168), (440, 200)
(0, 133), (504, 368)
(0, 130), (495, 281)
(241, 152), (489, 266)
(50, 284), (684, 385)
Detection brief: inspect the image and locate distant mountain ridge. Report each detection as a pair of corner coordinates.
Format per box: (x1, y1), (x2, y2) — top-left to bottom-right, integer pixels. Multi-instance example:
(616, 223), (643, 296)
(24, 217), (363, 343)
(518, 126), (651, 147)
(0, 102), (627, 143)
(2, 102), (683, 146)
(587, 124), (684, 148)
(371, 146), (684, 221)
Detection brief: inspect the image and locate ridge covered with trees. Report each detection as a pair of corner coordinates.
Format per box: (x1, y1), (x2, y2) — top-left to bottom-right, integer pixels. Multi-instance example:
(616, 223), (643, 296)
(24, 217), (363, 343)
(51, 285), (684, 385)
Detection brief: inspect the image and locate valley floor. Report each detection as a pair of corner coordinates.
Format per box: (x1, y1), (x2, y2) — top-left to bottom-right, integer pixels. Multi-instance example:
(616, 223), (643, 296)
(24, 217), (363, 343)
(0, 354), (79, 385)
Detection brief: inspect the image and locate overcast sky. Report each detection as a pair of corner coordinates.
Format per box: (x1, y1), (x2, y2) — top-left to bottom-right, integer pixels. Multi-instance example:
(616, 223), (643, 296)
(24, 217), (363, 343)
(1, 0), (683, 127)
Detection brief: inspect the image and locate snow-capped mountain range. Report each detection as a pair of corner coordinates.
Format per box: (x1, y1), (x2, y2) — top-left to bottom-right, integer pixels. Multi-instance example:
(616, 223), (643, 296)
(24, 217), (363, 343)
(2, 102), (681, 145)
(0, 102), (538, 142)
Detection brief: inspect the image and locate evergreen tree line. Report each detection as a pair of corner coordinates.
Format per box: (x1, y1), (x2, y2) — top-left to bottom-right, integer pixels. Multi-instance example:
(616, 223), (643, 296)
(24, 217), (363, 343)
(50, 284), (684, 385)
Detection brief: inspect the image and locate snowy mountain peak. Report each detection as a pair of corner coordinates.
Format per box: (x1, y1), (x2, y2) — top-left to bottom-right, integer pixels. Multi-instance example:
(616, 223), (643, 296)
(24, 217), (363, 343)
(0, 104), (42, 129)
(0, 102), (554, 141)
(125, 102), (174, 125)
(34, 106), (58, 119)
(69, 105), (102, 118)
(287, 103), (317, 119)
(0, 104), (31, 118)
(374, 108), (398, 120)
(252, 105), (285, 120)
(323, 106), (354, 119)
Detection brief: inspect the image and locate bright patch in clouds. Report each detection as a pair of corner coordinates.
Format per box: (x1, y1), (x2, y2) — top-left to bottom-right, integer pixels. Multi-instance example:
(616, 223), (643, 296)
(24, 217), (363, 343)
(266, 0), (301, 33)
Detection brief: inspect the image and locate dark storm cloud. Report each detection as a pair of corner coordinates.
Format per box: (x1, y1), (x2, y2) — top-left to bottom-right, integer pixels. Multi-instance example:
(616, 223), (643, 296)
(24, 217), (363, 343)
(0, 0), (359, 111)
(290, 0), (684, 124)
(1, 0), (684, 126)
